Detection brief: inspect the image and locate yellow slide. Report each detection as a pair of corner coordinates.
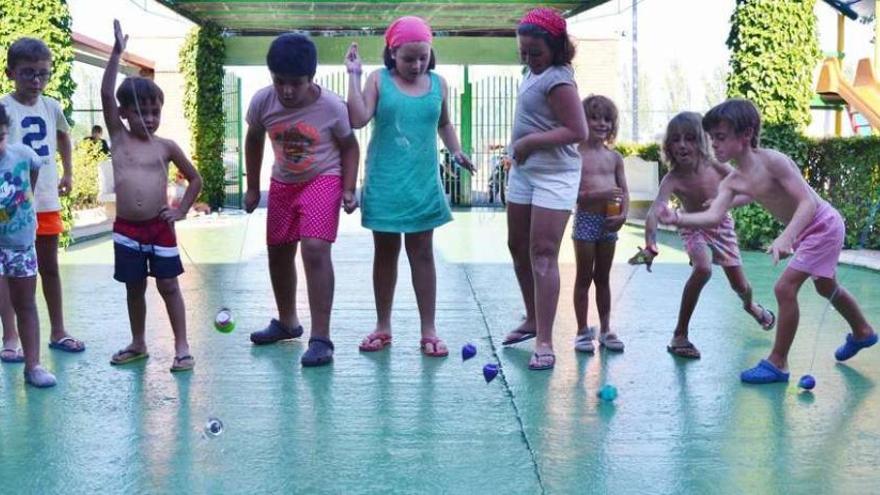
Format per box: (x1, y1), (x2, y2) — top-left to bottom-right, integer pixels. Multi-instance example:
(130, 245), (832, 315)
(817, 57), (880, 129)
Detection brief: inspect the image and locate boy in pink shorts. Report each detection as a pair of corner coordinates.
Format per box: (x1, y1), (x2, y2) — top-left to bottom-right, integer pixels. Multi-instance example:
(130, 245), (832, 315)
(643, 112), (774, 360)
(244, 33), (359, 367)
(659, 99), (876, 383)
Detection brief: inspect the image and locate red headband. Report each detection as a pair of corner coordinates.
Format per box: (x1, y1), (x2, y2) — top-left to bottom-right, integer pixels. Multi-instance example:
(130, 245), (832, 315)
(385, 16), (433, 48)
(519, 8), (566, 37)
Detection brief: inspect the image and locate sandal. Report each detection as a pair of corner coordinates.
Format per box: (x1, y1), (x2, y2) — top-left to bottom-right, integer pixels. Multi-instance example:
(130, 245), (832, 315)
(301, 337), (334, 367)
(598, 332), (625, 352)
(667, 342), (701, 359)
(110, 348), (149, 365)
(502, 328), (537, 346)
(359, 331), (392, 352)
(528, 352), (556, 370)
(574, 326), (596, 353)
(48, 336), (85, 353)
(420, 336), (449, 357)
(170, 355), (195, 372)
(250, 319), (304, 345)
(0, 347), (24, 363)
(752, 304), (776, 331)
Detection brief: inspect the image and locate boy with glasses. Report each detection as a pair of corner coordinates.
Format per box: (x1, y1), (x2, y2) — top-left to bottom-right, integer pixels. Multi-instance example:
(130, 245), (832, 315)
(0, 37), (84, 363)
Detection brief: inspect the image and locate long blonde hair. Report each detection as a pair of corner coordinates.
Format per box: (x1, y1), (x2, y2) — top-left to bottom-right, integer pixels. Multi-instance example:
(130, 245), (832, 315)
(662, 112), (712, 171)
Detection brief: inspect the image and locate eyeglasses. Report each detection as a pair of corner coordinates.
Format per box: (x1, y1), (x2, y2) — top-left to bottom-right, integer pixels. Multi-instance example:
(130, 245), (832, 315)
(16, 68), (52, 82)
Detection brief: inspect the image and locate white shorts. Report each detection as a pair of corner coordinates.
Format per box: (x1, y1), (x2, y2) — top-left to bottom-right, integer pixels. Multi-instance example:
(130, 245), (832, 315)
(506, 163), (580, 210)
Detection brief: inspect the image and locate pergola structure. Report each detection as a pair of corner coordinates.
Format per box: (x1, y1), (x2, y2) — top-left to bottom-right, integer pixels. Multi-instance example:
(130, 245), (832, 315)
(156, 1), (611, 64)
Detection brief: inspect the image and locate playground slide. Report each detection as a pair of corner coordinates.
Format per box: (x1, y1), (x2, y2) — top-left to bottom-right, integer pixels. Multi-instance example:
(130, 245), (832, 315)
(817, 57), (880, 130)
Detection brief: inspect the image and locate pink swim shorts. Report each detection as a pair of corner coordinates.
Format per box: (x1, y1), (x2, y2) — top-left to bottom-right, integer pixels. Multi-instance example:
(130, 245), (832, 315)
(267, 175), (342, 245)
(678, 213), (742, 267)
(788, 200), (845, 279)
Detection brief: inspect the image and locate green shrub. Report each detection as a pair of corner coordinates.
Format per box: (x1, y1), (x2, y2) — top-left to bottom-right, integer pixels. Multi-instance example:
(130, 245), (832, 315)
(68, 139), (106, 210)
(179, 23), (225, 209)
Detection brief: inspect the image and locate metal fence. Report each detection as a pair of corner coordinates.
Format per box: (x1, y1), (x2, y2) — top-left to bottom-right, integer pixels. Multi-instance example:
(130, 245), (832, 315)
(222, 72), (243, 209)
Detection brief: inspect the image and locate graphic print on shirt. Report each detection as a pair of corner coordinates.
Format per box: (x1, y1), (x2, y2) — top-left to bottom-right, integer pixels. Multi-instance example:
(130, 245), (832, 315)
(269, 121), (320, 174)
(20, 116), (50, 157)
(0, 160), (33, 235)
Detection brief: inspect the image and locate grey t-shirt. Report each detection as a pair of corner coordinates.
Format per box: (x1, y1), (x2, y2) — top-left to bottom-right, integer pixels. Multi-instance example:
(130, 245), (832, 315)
(0, 143), (41, 248)
(510, 65), (581, 171)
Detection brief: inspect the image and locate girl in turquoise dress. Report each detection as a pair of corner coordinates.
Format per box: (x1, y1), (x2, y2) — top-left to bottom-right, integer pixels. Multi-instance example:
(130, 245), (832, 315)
(345, 16), (473, 358)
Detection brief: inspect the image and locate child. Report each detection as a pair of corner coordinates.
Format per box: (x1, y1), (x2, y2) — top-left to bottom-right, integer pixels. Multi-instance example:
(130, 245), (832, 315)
(101, 20), (202, 372)
(499, 8), (588, 370)
(245, 33), (359, 367)
(572, 95), (628, 354)
(658, 99), (877, 382)
(0, 104), (56, 386)
(1, 37), (84, 356)
(643, 111), (775, 360)
(345, 16), (473, 358)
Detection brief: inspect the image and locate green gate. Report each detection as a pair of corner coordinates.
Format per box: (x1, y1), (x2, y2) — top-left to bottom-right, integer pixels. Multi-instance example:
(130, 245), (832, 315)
(222, 72), (244, 209)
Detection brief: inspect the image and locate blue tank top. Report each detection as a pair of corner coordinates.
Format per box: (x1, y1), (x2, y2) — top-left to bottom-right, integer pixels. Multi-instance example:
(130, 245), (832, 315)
(361, 69), (452, 233)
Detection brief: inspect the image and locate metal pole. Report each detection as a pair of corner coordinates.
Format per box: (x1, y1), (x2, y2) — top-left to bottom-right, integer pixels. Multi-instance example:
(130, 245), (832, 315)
(631, 0), (639, 142)
(876, 0), (880, 79)
(836, 13), (844, 136)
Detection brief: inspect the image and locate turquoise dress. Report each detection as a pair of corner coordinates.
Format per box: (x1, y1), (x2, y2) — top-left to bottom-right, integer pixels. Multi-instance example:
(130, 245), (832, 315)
(361, 69), (453, 233)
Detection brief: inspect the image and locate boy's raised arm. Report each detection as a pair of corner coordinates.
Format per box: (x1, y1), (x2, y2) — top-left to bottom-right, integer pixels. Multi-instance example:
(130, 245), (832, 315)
(101, 20), (127, 137)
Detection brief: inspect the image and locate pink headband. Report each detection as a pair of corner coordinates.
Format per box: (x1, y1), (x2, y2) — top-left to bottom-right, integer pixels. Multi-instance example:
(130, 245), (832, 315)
(385, 16), (433, 48)
(519, 8), (566, 37)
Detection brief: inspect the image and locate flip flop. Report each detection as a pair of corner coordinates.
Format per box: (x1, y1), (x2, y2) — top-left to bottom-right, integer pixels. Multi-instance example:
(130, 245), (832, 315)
(502, 329), (537, 346)
(359, 331), (392, 352)
(110, 348), (149, 366)
(752, 304), (776, 331)
(0, 348), (24, 363)
(48, 336), (85, 353)
(598, 332), (625, 352)
(574, 326), (596, 353)
(420, 336), (449, 357)
(170, 355), (195, 372)
(667, 342), (701, 359)
(528, 352), (556, 370)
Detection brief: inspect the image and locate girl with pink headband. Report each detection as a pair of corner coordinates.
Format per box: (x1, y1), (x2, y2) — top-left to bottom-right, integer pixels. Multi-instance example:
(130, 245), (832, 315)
(345, 16), (474, 359)
(501, 8), (588, 371)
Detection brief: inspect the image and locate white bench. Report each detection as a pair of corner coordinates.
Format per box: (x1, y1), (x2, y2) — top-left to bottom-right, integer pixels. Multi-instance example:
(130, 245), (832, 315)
(623, 156), (660, 219)
(97, 159), (116, 218)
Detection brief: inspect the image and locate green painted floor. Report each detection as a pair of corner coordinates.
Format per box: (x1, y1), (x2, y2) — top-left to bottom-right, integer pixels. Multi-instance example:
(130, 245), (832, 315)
(1, 209), (879, 494)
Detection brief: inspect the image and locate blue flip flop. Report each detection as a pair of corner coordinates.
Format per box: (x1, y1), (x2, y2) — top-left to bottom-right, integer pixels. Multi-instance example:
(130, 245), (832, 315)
(250, 319), (304, 345)
(740, 359), (790, 384)
(48, 336), (85, 353)
(835, 332), (878, 361)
